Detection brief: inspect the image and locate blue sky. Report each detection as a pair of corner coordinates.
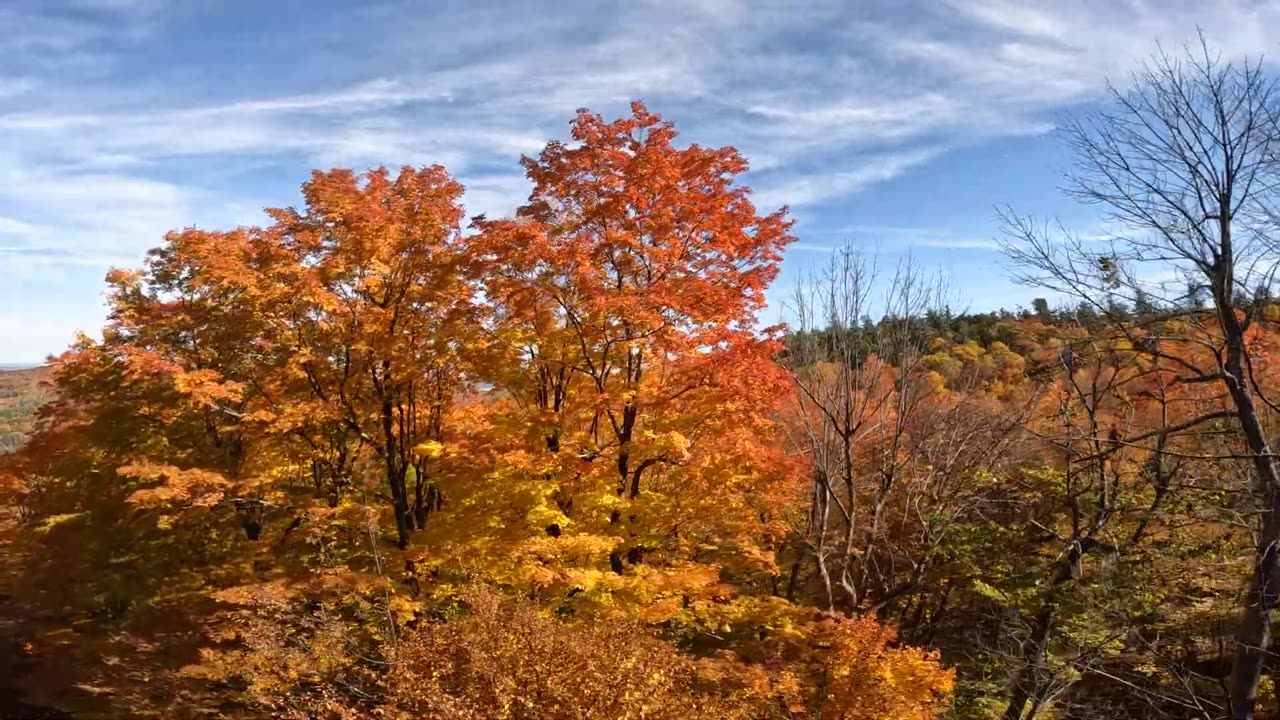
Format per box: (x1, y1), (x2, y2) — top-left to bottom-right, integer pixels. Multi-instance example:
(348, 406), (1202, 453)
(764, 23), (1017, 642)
(2, 0), (1279, 364)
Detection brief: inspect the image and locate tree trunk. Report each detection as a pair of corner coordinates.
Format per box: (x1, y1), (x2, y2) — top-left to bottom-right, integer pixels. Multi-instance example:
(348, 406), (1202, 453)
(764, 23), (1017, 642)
(411, 462), (434, 529)
(1228, 469), (1280, 720)
(1227, 391), (1280, 719)
(785, 550), (803, 601)
(1002, 541), (1088, 720)
(1222, 296), (1280, 720)
(382, 395), (412, 550)
(413, 487), (429, 529)
(1002, 602), (1057, 720)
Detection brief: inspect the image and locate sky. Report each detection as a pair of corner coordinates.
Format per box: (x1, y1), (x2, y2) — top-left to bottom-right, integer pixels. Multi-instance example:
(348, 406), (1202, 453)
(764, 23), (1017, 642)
(3, 0), (1280, 364)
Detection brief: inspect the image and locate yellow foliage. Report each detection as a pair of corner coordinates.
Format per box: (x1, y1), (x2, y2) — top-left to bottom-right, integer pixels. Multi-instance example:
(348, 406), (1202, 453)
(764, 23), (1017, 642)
(413, 439), (445, 458)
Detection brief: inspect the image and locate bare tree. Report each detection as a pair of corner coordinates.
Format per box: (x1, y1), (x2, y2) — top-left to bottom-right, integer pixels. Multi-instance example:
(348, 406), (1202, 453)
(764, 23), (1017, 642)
(1002, 36), (1280, 720)
(782, 245), (993, 618)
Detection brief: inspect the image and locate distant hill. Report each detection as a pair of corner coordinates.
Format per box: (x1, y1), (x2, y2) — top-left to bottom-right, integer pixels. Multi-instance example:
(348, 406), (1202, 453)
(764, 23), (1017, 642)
(0, 366), (53, 453)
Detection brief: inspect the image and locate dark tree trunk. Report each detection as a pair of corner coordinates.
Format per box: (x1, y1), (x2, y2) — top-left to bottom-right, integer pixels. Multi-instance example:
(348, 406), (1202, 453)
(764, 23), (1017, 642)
(382, 394), (411, 550)
(1225, 304), (1280, 720)
(785, 548), (803, 601)
(1002, 541), (1088, 720)
(1002, 603), (1057, 720)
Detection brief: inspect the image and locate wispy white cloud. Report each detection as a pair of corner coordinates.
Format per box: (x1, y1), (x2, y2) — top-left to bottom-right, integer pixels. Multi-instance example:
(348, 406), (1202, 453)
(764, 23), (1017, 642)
(460, 174), (535, 223)
(754, 147), (946, 209)
(4, 0), (1280, 359)
(0, 216), (38, 235)
(786, 225), (1001, 254)
(0, 169), (191, 267)
(786, 243), (842, 254)
(854, 226), (1000, 249)
(909, 237), (1001, 250)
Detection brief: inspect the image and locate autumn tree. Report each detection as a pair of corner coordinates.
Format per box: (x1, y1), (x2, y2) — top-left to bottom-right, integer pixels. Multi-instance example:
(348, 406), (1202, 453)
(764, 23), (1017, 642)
(1002, 37), (1280, 719)
(255, 166), (476, 548)
(92, 167), (476, 548)
(988, 330), (1230, 720)
(440, 102), (801, 624)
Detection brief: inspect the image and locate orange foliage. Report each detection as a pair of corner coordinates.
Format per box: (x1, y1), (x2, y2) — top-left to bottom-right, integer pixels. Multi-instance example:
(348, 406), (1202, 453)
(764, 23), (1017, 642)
(194, 585), (951, 720)
(0, 103), (954, 719)
(425, 102), (805, 625)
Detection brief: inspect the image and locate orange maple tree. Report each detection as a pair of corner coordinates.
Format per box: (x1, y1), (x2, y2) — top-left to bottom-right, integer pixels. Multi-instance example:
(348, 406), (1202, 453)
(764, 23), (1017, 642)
(432, 102), (801, 621)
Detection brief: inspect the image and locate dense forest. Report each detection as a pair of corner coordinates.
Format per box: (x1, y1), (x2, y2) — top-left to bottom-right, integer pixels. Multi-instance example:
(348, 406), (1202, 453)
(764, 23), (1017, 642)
(7, 41), (1280, 720)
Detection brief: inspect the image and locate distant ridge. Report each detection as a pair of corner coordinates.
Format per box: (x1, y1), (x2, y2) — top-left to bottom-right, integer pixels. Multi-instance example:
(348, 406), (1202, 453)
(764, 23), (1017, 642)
(0, 364), (43, 371)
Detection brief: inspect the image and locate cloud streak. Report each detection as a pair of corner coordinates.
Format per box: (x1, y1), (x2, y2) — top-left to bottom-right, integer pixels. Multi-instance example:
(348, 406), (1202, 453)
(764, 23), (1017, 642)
(3, 0), (1280, 361)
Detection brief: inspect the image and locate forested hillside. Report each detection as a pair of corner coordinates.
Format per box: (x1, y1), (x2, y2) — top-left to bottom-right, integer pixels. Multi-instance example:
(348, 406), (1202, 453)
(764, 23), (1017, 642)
(5, 41), (1280, 720)
(0, 367), (52, 454)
